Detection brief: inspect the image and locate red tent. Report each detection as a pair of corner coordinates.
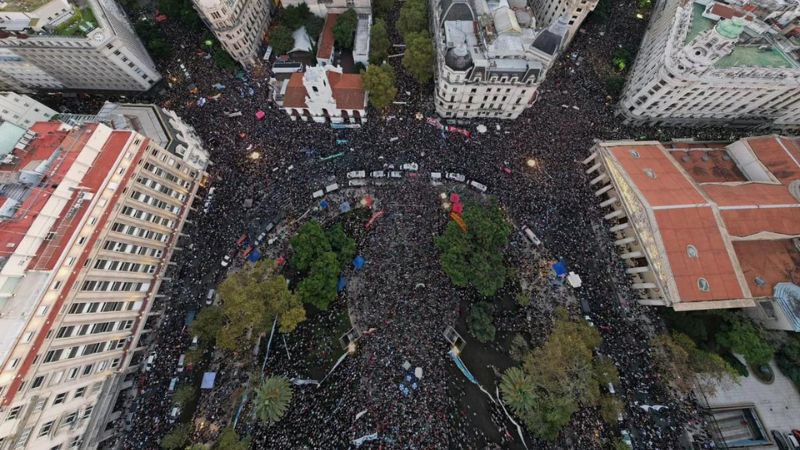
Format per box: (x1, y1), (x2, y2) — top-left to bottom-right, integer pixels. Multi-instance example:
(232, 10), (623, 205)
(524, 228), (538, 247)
(452, 202), (464, 214)
(449, 193), (461, 203)
(255, 111), (266, 120)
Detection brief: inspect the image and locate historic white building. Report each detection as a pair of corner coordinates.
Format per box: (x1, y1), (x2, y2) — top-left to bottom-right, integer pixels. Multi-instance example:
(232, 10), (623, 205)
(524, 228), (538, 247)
(192, 0), (271, 68)
(432, 0), (570, 120)
(0, 0), (161, 92)
(619, 0), (800, 129)
(274, 65), (367, 124)
(530, 0), (599, 47)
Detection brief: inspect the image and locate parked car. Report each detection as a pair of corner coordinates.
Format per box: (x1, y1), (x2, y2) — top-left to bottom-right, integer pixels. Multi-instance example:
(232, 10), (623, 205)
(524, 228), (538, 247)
(347, 170), (366, 179)
(370, 171), (386, 178)
(145, 352), (156, 372)
(522, 226), (541, 246)
(401, 163), (418, 171)
(221, 255), (231, 267)
(469, 180), (488, 193)
(446, 172), (466, 182)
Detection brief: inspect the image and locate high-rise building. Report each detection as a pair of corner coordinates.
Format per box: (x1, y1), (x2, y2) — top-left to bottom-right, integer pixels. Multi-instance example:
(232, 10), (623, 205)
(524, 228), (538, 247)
(584, 135), (800, 331)
(192, 0), (271, 68)
(0, 0), (161, 92)
(619, 0), (800, 129)
(432, 0), (570, 120)
(0, 107), (208, 449)
(529, 0), (599, 47)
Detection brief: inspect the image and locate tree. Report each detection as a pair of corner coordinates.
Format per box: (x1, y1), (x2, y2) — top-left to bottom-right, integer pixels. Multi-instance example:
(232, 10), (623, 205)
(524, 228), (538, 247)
(509, 334), (529, 362)
(651, 332), (738, 395)
(327, 223), (356, 269)
(715, 316), (775, 367)
(397, 0), (427, 39)
(216, 261), (307, 352)
(435, 202), (511, 296)
(269, 25), (295, 56)
(280, 4), (310, 30)
(403, 31), (435, 84)
(598, 395), (624, 424)
(185, 445), (208, 450)
(332, 8), (358, 50)
(134, 21), (171, 60)
(290, 221), (332, 273)
(369, 19), (391, 64)
(362, 63), (397, 109)
(305, 15), (325, 42)
(190, 306), (224, 347)
(373, 0), (394, 18)
(298, 251), (339, 310)
(254, 376), (293, 424)
(467, 302), (496, 343)
(160, 423), (192, 449)
(212, 49), (238, 72)
(500, 316), (613, 441)
(173, 385), (196, 409)
(213, 427), (250, 450)
(776, 334), (800, 388)
(499, 367), (534, 417)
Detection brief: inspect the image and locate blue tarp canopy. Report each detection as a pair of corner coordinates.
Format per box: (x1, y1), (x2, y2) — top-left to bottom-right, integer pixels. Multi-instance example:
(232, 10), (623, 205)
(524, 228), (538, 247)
(320, 200), (329, 209)
(337, 275), (347, 292)
(184, 310), (196, 326)
(201, 372), (217, 389)
(353, 255), (365, 270)
(552, 260), (568, 277)
(339, 201), (351, 213)
(248, 249), (262, 262)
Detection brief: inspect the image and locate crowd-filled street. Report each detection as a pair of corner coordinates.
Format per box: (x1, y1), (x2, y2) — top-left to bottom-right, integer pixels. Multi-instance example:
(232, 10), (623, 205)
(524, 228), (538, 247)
(40, 0), (746, 447)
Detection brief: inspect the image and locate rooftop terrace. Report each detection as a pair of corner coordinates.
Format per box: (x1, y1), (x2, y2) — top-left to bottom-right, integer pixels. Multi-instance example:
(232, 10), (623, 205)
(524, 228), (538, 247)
(685, 2), (796, 69)
(0, 0), (52, 12)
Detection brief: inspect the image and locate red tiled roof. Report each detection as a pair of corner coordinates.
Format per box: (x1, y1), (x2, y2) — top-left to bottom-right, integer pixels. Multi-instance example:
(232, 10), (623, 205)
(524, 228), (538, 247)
(720, 207), (800, 237)
(745, 136), (800, 183)
(709, 3), (754, 21)
(703, 182), (798, 206)
(654, 208), (744, 302)
(326, 71), (366, 110)
(317, 13), (339, 60)
(282, 73), (308, 109)
(608, 144), (706, 207)
(733, 239), (799, 298)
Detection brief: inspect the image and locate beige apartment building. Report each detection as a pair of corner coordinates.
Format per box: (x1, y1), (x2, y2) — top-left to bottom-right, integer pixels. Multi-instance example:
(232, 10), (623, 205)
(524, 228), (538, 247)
(0, 113), (207, 449)
(0, 0), (161, 92)
(192, 0), (271, 67)
(530, 0), (599, 48)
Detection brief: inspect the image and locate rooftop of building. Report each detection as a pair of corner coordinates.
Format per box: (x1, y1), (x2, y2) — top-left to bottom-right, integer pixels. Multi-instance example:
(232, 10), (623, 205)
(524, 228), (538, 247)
(685, 1), (798, 69)
(0, 0), (53, 12)
(317, 13), (339, 60)
(281, 67), (366, 111)
(600, 135), (800, 306)
(0, 0), (98, 38)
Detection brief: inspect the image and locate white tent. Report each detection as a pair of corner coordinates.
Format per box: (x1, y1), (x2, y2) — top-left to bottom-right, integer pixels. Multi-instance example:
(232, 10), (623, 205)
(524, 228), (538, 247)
(290, 27), (313, 53)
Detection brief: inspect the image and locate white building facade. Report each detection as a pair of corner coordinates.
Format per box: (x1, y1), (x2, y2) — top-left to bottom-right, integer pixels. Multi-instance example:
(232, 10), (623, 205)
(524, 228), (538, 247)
(0, 115), (208, 449)
(530, 0), (599, 48)
(619, 0), (800, 129)
(0, 0), (161, 92)
(432, 0), (569, 120)
(0, 92), (58, 129)
(192, 0), (271, 68)
(280, 0), (371, 17)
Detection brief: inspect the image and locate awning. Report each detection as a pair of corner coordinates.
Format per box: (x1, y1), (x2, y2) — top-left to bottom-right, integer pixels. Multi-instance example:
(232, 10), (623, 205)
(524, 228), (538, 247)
(201, 372), (217, 389)
(353, 255), (365, 270)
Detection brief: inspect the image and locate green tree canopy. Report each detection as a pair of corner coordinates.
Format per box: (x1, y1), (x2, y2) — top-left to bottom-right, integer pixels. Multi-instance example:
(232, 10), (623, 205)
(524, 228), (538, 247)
(500, 316), (613, 441)
(397, 0), (428, 38)
(776, 334), (800, 388)
(332, 8), (358, 50)
(216, 261), (306, 352)
(305, 15), (325, 42)
(362, 63), (397, 109)
(173, 385), (196, 409)
(269, 25), (295, 56)
(254, 376), (293, 424)
(327, 223), (357, 270)
(652, 331), (739, 395)
(435, 202), (511, 296)
(213, 427), (250, 450)
(298, 251), (339, 310)
(715, 317), (774, 367)
(402, 31), (435, 84)
(373, 0), (394, 18)
(280, 4), (310, 29)
(467, 302), (496, 343)
(291, 221), (332, 272)
(190, 306), (224, 347)
(160, 423), (192, 449)
(369, 19), (391, 64)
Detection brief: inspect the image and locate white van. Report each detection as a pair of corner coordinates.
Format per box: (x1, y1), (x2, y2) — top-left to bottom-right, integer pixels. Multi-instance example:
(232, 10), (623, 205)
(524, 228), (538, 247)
(446, 172), (466, 182)
(325, 183), (339, 193)
(206, 288), (215, 306)
(349, 179), (368, 187)
(169, 406), (180, 422)
(145, 352), (156, 371)
(347, 170), (366, 179)
(469, 180), (488, 193)
(176, 354), (186, 372)
(388, 171), (402, 178)
(401, 163), (418, 171)
(430, 172), (442, 180)
(370, 171), (385, 178)
(168, 377), (178, 392)
(312, 190), (324, 199)
(522, 226), (541, 246)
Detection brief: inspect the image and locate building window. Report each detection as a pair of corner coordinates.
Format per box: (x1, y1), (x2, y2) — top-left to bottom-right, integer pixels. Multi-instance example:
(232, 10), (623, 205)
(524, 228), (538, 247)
(38, 420), (54, 437)
(6, 405), (22, 420)
(74, 386), (86, 398)
(686, 245), (698, 258)
(697, 278), (710, 292)
(53, 392), (68, 405)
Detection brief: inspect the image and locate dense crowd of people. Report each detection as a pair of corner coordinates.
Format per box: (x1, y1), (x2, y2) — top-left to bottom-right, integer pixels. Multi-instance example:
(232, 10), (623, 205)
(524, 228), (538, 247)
(44, 0), (749, 447)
